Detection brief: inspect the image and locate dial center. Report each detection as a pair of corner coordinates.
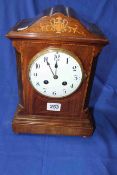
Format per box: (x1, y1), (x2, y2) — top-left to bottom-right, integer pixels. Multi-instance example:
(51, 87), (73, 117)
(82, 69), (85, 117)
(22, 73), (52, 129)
(53, 75), (58, 79)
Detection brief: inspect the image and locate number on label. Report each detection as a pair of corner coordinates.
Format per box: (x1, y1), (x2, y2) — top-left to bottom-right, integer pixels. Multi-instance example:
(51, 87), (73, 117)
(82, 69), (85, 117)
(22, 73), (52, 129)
(50, 105), (59, 109)
(47, 103), (61, 111)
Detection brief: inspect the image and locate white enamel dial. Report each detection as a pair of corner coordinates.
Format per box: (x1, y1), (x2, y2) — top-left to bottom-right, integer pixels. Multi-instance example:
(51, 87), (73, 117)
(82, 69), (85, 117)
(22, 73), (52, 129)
(28, 48), (83, 98)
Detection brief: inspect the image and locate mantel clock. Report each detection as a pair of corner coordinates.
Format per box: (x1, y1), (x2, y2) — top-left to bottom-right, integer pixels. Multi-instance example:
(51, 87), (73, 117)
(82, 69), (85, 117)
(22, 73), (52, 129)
(7, 6), (108, 136)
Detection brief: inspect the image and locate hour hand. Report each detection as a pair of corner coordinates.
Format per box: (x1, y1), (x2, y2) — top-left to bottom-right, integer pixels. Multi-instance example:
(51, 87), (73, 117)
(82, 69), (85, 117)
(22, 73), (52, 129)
(54, 61), (59, 79)
(55, 61), (58, 69)
(54, 61), (58, 75)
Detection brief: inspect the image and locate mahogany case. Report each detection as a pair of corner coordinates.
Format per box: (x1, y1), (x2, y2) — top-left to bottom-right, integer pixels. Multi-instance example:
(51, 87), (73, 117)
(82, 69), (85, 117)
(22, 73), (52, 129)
(7, 6), (108, 136)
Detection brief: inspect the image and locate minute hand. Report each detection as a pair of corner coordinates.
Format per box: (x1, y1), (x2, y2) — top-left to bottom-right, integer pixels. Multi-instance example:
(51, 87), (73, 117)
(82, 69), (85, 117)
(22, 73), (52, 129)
(46, 60), (55, 77)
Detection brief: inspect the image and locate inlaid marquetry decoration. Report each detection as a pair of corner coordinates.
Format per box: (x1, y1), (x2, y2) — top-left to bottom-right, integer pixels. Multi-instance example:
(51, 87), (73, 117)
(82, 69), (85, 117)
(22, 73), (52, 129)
(39, 16), (85, 35)
(17, 14), (87, 36)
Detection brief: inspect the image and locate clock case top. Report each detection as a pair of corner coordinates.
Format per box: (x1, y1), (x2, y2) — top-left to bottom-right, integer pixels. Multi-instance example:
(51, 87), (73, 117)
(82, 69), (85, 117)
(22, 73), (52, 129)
(7, 5), (108, 44)
(6, 6), (108, 136)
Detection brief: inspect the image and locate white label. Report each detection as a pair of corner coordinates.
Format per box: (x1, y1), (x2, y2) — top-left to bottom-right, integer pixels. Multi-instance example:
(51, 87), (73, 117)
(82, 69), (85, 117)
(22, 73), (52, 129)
(47, 103), (61, 111)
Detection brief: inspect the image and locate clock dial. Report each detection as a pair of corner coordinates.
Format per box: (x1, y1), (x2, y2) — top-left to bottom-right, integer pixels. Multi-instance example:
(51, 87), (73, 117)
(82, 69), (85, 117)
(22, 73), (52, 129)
(28, 48), (84, 98)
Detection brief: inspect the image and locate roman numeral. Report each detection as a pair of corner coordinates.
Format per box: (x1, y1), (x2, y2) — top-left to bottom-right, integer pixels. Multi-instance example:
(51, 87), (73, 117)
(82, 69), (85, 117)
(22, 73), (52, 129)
(36, 63), (40, 69)
(36, 82), (40, 86)
(34, 73), (38, 76)
(73, 66), (77, 71)
(52, 91), (56, 95)
(66, 58), (69, 64)
(54, 53), (60, 61)
(44, 57), (48, 62)
(43, 88), (46, 93)
(74, 75), (78, 80)
(63, 89), (67, 94)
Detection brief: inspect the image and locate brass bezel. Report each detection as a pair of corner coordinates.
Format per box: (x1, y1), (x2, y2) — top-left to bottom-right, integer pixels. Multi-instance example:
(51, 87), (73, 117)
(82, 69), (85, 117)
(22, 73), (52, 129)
(28, 47), (84, 98)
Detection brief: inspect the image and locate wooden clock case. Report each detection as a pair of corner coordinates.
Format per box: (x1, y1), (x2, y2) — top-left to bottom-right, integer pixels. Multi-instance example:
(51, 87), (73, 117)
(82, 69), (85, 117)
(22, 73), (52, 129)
(7, 6), (108, 136)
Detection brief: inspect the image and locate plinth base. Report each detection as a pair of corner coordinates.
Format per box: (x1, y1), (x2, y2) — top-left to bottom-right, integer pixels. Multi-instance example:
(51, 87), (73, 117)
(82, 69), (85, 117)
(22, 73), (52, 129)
(12, 108), (94, 136)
